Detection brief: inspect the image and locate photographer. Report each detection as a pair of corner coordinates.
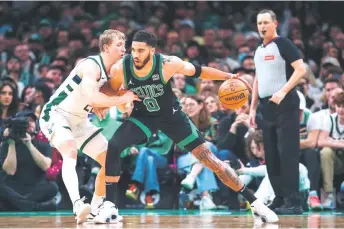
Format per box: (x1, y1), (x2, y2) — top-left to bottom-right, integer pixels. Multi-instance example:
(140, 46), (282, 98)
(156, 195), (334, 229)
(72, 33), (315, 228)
(0, 111), (58, 211)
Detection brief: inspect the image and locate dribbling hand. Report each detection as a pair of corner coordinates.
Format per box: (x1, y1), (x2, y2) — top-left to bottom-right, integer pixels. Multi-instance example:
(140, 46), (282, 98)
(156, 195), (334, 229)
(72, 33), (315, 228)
(226, 73), (240, 79)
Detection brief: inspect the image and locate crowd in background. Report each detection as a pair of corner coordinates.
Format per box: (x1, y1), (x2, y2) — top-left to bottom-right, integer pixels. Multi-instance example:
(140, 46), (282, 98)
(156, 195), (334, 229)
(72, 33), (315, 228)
(0, 1), (344, 211)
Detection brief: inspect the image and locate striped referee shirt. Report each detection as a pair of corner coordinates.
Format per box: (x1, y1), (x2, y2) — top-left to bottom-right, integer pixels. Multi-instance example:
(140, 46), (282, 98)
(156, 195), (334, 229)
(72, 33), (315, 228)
(254, 37), (301, 98)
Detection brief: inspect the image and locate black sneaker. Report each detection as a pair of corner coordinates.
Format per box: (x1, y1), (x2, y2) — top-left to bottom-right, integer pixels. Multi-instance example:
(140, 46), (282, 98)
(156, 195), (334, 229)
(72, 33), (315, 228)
(274, 192), (303, 215)
(268, 196), (284, 211)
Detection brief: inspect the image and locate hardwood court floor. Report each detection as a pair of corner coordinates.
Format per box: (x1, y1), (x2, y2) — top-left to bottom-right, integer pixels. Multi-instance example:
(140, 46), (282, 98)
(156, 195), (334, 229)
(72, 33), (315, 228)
(0, 210), (343, 228)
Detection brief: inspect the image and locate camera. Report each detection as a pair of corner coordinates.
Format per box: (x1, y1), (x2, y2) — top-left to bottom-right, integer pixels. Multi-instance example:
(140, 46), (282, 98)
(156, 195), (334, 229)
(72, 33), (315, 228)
(3, 117), (28, 142)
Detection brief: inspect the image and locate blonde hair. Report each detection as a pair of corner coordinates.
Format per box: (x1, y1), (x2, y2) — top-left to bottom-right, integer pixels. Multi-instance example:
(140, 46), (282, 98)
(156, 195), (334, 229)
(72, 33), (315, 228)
(99, 30), (126, 52)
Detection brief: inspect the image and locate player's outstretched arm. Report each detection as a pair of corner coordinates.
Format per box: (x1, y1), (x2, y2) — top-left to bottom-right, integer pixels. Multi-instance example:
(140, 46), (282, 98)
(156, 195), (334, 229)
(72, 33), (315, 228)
(79, 60), (139, 108)
(161, 55), (237, 82)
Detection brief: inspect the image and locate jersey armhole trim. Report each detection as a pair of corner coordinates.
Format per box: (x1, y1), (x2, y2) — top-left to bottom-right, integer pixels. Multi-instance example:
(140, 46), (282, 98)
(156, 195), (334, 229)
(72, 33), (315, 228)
(86, 57), (102, 82)
(159, 54), (167, 85)
(123, 57), (128, 88)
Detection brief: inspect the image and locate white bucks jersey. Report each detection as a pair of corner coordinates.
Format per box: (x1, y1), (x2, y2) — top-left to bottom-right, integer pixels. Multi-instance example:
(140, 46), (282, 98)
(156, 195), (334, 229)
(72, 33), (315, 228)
(41, 55), (109, 122)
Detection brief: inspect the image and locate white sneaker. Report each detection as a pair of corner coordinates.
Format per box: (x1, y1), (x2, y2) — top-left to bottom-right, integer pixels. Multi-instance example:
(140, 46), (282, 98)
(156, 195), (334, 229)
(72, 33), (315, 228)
(251, 199), (279, 224)
(322, 193), (335, 209)
(199, 195), (217, 210)
(74, 197), (92, 224)
(93, 201), (123, 224)
(181, 174), (196, 190)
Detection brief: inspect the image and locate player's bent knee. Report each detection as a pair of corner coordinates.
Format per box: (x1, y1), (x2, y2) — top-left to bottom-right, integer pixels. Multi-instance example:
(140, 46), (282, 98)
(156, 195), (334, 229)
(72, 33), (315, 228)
(58, 140), (78, 159)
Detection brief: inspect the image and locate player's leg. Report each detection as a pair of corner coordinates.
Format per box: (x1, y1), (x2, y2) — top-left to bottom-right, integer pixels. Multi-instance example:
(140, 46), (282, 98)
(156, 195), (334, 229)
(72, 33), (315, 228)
(160, 113), (278, 223)
(74, 120), (123, 222)
(95, 118), (151, 224)
(51, 127), (91, 224)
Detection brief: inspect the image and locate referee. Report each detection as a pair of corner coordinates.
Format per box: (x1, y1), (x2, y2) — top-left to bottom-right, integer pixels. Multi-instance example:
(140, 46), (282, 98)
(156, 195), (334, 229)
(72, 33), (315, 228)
(249, 9), (306, 214)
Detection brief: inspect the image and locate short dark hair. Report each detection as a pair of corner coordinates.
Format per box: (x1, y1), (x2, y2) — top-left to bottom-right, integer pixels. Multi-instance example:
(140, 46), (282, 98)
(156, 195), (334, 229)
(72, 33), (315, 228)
(258, 9), (277, 21)
(132, 30), (157, 47)
(34, 83), (52, 103)
(324, 77), (341, 87)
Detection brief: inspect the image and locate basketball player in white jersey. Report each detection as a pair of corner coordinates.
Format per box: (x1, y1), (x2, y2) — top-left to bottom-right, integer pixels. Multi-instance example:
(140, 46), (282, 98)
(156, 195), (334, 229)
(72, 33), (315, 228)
(39, 30), (139, 224)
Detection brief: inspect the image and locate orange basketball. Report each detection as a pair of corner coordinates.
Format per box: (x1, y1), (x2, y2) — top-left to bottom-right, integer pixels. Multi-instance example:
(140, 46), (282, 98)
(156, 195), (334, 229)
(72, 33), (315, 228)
(218, 78), (250, 109)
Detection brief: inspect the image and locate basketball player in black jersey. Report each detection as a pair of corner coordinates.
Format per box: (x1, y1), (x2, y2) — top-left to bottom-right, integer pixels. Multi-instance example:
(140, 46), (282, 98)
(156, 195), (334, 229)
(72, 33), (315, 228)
(94, 30), (278, 224)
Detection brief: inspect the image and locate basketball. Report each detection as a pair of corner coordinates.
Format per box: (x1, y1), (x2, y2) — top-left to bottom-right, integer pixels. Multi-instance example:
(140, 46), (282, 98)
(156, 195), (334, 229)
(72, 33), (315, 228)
(218, 78), (251, 109)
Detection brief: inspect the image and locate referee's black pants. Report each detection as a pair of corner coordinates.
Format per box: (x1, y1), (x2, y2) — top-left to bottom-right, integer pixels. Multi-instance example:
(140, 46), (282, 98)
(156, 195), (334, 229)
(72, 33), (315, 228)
(260, 90), (300, 198)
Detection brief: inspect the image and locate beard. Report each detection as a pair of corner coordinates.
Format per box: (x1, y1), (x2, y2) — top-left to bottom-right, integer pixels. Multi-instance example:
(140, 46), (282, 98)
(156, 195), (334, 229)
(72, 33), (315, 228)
(134, 55), (150, 70)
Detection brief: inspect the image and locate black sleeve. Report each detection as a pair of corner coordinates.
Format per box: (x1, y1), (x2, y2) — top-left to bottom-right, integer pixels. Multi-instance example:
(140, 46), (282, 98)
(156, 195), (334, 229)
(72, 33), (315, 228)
(35, 140), (52, 158)
(216, 116), (237, 150)
(0, 143), (9, 168)
(275, 37), (302, 65)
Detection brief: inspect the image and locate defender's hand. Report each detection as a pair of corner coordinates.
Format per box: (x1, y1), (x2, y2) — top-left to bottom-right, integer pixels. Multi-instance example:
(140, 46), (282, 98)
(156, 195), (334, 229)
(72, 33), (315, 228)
(121, 91), (141, 104)
(94, 108), (108, 121)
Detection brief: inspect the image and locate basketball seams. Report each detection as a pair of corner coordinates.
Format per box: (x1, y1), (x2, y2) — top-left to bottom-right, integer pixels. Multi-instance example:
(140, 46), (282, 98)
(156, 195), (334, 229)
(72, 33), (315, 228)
(218, 79), (250, 109)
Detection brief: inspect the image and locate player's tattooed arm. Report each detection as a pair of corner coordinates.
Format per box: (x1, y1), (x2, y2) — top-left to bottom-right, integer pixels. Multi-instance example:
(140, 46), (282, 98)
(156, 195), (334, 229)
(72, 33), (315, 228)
(191, 143), (243, 192)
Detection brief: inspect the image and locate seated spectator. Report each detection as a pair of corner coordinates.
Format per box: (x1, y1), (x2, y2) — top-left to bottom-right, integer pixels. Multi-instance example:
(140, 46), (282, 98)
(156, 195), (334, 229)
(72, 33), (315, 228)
(0, 82), (19, 128)
(318, 91), (344, 209)
(205, 94), (226, 122)
(18, 85), (34, 112)
(0, 111), (58, 211)
(237, 130), (310, 208)
(297, 91), (322, 210)
(177, 95), (219, 210)
(172, 73), (197, 95)
(0, 56), (25, 97)
(125, 130), (173, 209)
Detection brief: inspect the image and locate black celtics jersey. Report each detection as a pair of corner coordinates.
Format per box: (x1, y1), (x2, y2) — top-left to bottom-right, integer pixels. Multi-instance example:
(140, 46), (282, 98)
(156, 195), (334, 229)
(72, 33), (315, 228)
(123, 53), (179, 117)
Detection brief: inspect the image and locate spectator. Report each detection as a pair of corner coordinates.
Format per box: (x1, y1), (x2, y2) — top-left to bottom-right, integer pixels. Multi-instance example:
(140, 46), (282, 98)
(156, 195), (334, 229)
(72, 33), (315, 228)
(177, 95), (219, 210)
(204, 94), (226, 122)
(0, 56), (25, 97)
(0, 82), (19, 127)
(172, 73), (197, 95)
(237, 130), (310, 209)
(125, 131), (173, 209)
(318, 91), (344, 209)
(0, 111), (58, 211)
(297, 91), (322, 210)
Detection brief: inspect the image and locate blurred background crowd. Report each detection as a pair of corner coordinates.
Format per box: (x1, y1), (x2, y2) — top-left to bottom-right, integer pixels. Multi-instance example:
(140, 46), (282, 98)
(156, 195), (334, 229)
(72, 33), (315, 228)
(0, 1), (344, 212)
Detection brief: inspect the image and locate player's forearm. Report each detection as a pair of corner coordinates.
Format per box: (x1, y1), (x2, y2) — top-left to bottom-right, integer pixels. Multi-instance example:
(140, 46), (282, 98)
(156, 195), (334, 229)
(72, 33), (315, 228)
(27, 143), (52, 171)
(90, 91), (127, 108)
(199, 67), (231, 81)
(250, 77), (259, 111)
(2, 144), (17, 175)
(280, 65), (306, 94)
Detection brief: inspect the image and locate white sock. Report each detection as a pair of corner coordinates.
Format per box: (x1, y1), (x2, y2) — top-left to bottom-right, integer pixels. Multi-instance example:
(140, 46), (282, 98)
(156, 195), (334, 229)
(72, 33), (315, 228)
(91, 194), (104, 213)
(62, 158), (80, 204)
